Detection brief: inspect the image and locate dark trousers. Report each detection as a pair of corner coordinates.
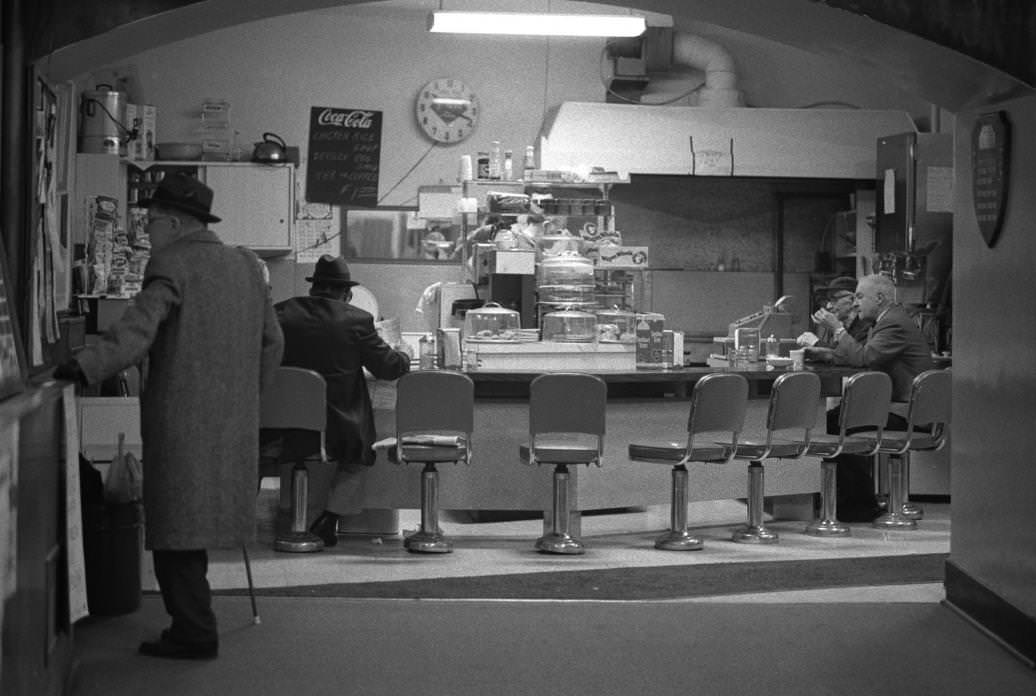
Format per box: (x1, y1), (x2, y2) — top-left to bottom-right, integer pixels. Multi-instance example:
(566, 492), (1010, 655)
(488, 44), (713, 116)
(152, 549), (218, 645)
(825, 407), (909, 514)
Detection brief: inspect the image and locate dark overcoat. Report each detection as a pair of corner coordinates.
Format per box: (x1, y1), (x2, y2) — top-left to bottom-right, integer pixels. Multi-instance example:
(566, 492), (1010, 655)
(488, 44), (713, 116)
(75, 230), (284, 550)
(833, 304), (934, 402)
(275, 295), (410, 466)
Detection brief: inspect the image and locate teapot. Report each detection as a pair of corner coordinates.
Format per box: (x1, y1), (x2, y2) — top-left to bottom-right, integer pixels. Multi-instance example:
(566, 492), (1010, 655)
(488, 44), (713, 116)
(252, 132), (288, 163)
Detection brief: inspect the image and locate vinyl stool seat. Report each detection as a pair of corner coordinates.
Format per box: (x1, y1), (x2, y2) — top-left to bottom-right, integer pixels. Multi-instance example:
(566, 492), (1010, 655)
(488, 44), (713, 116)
(628, 373), (749, 551)
(393, 371), (474, 553)
(521, 373), (607, 555)
(803, 371), (891, 537)
(728, 371), (821, 545)
(866, 369), (951, 530)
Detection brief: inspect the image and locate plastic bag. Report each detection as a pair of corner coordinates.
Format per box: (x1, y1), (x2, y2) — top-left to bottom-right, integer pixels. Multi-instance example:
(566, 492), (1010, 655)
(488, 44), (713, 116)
(104, 433), (143, 504)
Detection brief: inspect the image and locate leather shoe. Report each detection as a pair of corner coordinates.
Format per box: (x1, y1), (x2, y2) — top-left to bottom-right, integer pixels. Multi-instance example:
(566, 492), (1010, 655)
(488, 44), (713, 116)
(139, 636), (218, 660)
(309, 511), (340, 547)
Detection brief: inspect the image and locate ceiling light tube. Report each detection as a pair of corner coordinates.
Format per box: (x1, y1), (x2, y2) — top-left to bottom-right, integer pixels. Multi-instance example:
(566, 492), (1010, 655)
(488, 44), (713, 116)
(428, 11), (647, 38)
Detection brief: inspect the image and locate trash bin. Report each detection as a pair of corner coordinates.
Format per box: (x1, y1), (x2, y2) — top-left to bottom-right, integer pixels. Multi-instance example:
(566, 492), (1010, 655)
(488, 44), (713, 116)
(82, 500), (144, 616)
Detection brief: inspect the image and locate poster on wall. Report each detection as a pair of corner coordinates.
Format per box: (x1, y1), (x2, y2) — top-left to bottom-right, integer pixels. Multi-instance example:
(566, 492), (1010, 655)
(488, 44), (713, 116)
(305, 106), (382, 207)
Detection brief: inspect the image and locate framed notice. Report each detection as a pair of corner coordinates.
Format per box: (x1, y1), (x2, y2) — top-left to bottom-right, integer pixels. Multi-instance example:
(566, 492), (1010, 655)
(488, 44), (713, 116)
(305, 106), (382, 207)
(971, 110), (1010, 248)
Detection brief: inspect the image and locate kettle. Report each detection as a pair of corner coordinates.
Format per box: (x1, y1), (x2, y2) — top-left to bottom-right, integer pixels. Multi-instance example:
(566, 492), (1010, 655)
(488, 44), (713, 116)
(252, 132), (287, 163)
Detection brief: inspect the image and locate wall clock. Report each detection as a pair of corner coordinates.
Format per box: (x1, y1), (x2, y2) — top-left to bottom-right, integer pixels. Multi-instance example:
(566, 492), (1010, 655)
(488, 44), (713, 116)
(415, 78), (479, 144)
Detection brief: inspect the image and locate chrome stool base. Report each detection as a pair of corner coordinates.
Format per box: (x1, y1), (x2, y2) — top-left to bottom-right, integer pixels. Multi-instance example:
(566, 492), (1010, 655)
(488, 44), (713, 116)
(803, 519), (851, 537)
(536, 533), (585, 555)
(274, 464), (323, 553)
(902, 502), (924, 520)
(732, 525), (779, 544)
(404, 531), (453, 554)
(872, 513), (917, 530)
(654, 530), (703, 551)
(274, 531), (324, 553)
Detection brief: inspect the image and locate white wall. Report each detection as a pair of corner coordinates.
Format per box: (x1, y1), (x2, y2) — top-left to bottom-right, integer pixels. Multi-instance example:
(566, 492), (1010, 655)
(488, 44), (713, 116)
(952, 94), (1036, 618)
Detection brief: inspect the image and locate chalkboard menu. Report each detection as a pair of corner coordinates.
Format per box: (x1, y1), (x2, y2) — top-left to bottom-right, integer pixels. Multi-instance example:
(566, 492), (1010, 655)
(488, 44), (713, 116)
(305, 106), (382, 207)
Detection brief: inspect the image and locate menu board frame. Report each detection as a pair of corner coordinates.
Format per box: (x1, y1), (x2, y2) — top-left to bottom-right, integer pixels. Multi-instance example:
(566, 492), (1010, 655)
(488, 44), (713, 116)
(305, 106), (382, 207)
(0, 236), (28, 402)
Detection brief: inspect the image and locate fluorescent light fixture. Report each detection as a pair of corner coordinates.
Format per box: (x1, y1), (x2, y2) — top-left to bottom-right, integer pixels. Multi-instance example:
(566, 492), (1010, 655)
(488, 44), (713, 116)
(428, 11), (646, 38)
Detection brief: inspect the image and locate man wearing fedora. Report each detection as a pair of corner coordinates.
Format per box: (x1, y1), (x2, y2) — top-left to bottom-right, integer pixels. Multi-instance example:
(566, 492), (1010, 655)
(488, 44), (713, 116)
(272, 254), (411, 546)
(55, 172), (284, 659)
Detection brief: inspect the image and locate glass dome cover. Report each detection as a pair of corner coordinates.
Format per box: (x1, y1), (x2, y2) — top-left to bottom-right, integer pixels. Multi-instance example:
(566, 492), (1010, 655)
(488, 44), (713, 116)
(541, 307), (597, 343)
(462, 302), (521, 342)
(538, 251), (595, 286)
(595, 308), (637, 343)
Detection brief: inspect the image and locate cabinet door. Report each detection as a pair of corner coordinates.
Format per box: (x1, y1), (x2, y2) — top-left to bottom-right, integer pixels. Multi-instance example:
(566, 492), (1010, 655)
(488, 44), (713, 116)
(203, 164), (293, 252)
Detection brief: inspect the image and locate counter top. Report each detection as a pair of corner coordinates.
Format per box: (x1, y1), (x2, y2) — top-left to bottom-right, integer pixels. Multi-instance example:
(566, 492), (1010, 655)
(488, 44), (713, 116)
(464, 364), (856, 383)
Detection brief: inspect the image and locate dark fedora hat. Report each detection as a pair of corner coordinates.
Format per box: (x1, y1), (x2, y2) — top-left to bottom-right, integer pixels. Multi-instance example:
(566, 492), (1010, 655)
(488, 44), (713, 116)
(138, 171), (221, 223)
(818, 276), (858, 295)
(305, 255), (358, 287)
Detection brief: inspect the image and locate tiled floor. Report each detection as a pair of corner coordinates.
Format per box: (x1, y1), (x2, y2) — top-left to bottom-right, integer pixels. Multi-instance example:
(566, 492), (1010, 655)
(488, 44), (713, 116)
(161, 492), (951, 603)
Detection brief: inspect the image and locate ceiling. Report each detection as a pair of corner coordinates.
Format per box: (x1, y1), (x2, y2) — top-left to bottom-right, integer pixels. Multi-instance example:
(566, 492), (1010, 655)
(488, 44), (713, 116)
(36, 0), (1036, 112)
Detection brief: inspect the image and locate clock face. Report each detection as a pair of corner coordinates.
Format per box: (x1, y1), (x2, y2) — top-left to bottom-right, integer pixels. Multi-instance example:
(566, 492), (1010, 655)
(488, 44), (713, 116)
(416, 78), (479, 144)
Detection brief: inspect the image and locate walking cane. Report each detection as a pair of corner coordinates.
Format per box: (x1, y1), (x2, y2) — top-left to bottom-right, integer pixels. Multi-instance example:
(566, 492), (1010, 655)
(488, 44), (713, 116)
(241, 544), (260, 624)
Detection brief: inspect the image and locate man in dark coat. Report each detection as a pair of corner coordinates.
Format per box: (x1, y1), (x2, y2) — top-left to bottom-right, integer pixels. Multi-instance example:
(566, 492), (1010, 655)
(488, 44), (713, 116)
(273, 254), (410, 546)
(807, 273), (934, 521)
(55, 173), (284, 659)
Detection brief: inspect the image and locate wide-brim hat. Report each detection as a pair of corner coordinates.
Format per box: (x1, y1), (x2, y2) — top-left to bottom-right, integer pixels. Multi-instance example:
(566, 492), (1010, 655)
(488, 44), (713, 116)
(138, 172), (221, 223)
(305, 255), (358, 287)
(817, 276), (858, 296)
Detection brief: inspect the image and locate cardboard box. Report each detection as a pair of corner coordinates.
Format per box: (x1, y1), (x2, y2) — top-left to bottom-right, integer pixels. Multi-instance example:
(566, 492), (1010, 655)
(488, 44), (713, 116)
(635, 312), (665, 367)
(487, 249), (536, 275)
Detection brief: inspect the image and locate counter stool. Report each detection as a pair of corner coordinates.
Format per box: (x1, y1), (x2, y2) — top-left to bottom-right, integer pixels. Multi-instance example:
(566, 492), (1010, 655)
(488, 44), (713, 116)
(870, 369), (951, 530)
(258, 367), (329, 553)
(394, 370), (474, 553)
(628, 373), (748, 551)
(729, 371), (821, 544)
(520, 373), (607, 555)
(803, 371), (891, 537)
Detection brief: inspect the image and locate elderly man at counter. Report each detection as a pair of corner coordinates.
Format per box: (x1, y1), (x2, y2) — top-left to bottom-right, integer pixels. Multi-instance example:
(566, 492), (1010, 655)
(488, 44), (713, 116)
(55, 173), (284, 660)
(269, 255), (411, 547)
(806, 273), (934, 521)
(805, 275), (873, 350)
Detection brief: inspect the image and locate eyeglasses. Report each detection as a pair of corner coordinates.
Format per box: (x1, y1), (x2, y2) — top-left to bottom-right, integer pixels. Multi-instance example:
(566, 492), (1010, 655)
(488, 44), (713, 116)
(147, 214), (175, 226)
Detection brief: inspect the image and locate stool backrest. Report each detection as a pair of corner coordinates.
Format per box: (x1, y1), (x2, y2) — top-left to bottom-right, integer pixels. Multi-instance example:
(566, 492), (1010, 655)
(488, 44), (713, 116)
(529, 372), (607, 445)
(260, 366), (328, 461)
(397, 370), (475, 437)
(906, 368), (952, 443)
(835, 371), (892, 457)
(757, 370), (821, 458)
(686, 373), (749, 461)
(261, 366), (327, 432)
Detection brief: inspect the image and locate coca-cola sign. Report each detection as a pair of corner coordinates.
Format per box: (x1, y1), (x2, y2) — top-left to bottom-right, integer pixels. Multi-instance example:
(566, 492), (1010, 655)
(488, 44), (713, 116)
(306, 106), (383, 206)
(316, 109), (376, 129)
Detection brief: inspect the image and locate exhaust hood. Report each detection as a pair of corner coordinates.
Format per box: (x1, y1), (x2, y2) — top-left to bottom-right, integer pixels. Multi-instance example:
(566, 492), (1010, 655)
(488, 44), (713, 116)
(537, 102), (918, 180)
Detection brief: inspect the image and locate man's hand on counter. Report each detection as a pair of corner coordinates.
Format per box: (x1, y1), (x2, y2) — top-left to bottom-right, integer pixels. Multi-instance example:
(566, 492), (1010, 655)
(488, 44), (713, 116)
(803, 346), (835, 364)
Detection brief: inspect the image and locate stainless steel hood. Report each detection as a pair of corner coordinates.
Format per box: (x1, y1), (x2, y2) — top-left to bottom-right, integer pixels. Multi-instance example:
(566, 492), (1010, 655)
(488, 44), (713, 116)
(537, 102), (918, 180)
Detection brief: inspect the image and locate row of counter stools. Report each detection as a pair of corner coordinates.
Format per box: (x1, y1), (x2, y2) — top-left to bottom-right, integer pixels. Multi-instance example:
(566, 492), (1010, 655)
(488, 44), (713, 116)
(263, 367), (950, 556)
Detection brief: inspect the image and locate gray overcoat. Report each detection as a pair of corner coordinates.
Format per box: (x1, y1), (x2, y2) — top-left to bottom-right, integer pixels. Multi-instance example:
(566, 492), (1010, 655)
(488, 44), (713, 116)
(75, 230), (284, 550)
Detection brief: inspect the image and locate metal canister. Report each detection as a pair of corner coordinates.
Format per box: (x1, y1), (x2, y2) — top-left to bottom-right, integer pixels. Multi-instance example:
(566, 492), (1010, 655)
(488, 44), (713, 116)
(79, 85), (128, 155)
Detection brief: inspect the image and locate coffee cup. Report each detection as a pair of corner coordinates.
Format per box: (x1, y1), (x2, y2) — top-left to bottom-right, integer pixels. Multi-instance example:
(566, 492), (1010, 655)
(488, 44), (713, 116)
(789, 348), (805, 370)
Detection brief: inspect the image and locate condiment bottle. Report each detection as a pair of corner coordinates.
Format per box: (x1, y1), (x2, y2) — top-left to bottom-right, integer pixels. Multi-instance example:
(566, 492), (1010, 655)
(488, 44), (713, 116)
(488, 140), (502, 180)
(765, 334), (779, 358)
(523, 145), (536, 180)
(502, 150), (513, 180)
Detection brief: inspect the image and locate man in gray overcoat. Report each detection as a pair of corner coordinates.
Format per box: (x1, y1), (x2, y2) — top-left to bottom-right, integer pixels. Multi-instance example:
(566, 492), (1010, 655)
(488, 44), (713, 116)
(56, 173), (284, 660)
